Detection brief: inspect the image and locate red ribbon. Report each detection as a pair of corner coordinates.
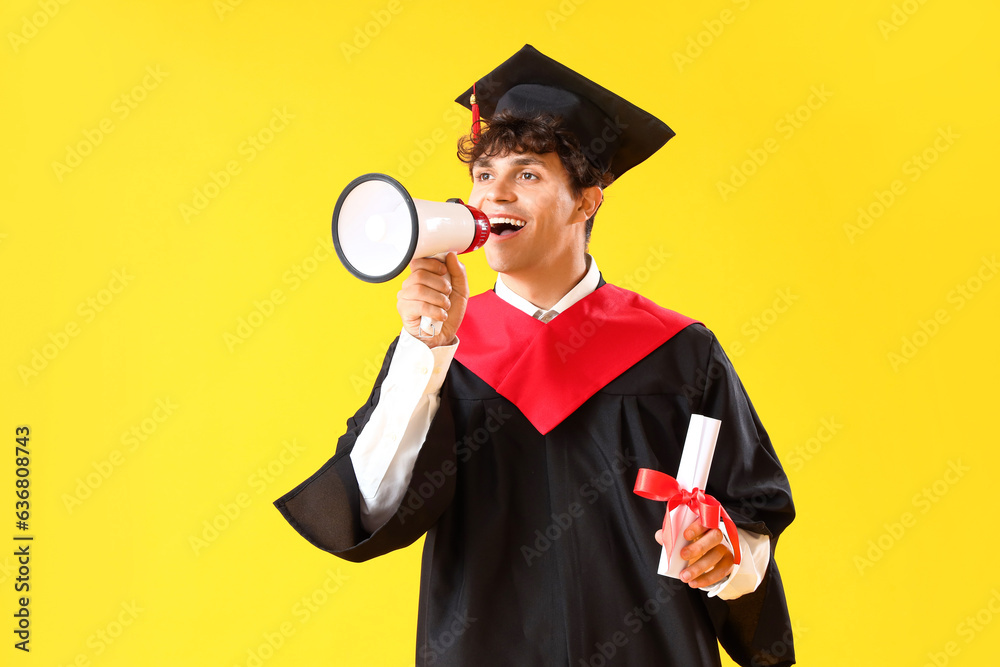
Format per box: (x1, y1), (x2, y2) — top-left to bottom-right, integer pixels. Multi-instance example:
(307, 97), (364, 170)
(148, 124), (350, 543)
(633, 468), (741, 568)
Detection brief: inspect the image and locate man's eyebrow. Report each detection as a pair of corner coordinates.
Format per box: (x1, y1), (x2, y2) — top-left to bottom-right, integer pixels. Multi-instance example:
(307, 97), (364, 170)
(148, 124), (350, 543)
(473, 156), (546, 169)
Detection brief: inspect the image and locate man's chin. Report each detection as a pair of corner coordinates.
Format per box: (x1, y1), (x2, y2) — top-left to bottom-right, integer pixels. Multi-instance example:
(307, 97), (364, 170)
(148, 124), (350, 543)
(483, 245), (519, 275)
(483, 256), (507, 275)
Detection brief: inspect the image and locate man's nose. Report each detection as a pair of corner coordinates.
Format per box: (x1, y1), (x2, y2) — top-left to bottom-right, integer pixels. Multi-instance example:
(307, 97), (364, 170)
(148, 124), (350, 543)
(487, 177), (516, 202)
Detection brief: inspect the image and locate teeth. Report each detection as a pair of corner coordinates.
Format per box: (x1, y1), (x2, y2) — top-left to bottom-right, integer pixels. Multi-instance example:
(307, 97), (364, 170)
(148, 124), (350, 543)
(490, 217), (526, 228)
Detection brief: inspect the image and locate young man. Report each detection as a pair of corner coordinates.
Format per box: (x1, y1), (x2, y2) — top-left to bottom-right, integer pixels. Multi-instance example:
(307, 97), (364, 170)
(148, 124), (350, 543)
(276, 45), (795, 666)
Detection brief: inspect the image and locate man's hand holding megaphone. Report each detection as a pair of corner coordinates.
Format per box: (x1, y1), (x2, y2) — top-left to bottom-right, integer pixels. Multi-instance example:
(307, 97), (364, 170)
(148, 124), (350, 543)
(396, 252), (470, 348)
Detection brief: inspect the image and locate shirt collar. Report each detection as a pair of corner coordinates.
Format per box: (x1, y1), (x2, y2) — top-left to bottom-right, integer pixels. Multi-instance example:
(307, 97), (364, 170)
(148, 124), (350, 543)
(494, 255), (601, 318)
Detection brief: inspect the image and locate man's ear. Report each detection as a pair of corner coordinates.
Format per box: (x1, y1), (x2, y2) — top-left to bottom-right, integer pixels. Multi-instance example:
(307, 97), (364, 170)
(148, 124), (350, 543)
(576, 185), (603, 222)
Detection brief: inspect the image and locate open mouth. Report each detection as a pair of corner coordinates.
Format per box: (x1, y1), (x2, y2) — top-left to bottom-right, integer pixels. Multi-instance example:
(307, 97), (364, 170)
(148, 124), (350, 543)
(490, 216), (527, 237)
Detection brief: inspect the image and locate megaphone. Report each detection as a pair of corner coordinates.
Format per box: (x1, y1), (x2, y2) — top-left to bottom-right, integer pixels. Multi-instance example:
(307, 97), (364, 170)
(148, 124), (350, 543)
(332, 173), (490, 336)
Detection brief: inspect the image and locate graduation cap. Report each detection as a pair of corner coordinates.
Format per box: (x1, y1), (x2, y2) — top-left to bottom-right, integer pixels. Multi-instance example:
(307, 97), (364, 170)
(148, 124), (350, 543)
(455, 44), (675, 181)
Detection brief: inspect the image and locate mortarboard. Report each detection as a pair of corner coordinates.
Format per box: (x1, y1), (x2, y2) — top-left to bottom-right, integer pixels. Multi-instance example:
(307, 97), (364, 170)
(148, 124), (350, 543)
(455, 44), (675, 181)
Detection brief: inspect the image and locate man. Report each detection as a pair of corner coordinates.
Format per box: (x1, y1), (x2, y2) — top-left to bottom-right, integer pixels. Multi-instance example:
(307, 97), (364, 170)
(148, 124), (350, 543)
(275, 45), (795, 666)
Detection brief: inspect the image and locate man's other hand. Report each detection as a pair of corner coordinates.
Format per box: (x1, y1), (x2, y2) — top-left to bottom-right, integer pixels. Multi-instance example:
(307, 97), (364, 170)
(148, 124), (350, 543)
(654, 518), (735, 589)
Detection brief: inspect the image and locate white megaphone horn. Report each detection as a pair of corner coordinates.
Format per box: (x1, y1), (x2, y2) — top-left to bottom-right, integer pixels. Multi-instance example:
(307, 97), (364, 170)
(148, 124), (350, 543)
(332, 173), (490, 337)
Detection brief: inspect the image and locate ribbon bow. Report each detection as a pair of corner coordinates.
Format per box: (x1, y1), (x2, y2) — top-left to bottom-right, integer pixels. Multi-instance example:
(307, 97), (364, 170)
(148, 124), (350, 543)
(633, 468), (741, 568)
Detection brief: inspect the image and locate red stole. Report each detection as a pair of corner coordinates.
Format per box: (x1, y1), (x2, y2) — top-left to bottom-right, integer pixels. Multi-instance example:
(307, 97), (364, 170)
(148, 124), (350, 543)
(454, 285), (697, 435)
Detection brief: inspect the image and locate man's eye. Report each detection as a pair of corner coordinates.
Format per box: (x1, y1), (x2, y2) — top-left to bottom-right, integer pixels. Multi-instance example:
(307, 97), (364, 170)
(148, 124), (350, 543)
(521, 172), (538, 180)
(475, 172), (492, 181)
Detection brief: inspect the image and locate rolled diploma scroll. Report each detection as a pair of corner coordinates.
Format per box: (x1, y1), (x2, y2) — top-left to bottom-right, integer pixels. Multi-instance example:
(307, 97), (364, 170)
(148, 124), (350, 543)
(658, 414), (722, 578)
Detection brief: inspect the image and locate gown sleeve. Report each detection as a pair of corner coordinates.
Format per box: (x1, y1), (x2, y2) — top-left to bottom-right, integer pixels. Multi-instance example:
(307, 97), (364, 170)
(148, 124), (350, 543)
(273, 337), (459, 563)
(695, 333), (797, 667)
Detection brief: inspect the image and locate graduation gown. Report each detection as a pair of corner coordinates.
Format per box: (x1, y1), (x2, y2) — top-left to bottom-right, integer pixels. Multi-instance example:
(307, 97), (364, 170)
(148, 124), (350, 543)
(274, 283), (796, 666)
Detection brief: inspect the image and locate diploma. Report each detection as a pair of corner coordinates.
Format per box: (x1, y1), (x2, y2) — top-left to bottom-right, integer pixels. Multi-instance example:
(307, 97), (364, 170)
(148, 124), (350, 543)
(658, 414), (722, 577)
(633, 413), (744, 581)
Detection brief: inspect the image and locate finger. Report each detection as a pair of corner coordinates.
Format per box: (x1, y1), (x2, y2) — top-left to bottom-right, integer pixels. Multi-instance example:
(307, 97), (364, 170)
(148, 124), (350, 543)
(409, 257), (449, 275)
(398, 284), (452, 311)
(397, 298), (449, 325)
(402, 269), (453, 297)
(682, 519), (709, 543)
(681, 546), (724, 583)
(681, 527), (723, 562)
(654, 529), (664, 546)
(681, 546), (734, 588)
(443, 252), (469, 298)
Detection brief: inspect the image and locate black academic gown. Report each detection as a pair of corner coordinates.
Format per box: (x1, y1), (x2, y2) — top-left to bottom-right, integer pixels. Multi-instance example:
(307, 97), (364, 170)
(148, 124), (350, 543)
(274, 282), (796, 666)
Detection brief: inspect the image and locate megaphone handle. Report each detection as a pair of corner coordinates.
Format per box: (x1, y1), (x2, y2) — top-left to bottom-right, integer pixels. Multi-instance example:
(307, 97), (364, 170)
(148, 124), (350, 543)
(419, 316), (441, 338)
(417, 253), (448, 338)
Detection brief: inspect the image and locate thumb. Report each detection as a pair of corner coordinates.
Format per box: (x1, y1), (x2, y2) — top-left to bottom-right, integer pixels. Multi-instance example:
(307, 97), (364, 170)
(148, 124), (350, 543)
(443, 252), (469, 298)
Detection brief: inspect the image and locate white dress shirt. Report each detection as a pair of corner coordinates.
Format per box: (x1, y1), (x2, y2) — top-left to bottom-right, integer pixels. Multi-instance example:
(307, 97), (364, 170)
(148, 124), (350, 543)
(349, 256), (770, 599)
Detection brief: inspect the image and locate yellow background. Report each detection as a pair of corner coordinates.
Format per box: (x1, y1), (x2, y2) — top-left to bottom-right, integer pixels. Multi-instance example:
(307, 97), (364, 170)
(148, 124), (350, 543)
(3, 0), (998, 664)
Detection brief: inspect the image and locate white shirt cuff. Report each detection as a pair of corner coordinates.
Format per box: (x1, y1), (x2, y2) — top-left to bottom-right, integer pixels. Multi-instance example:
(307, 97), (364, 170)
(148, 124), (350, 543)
(703, 527), (771, 600)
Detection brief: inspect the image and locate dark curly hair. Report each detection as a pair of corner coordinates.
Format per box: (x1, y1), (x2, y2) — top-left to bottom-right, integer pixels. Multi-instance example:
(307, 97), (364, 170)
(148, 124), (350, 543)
(457, 110), (614, 244)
